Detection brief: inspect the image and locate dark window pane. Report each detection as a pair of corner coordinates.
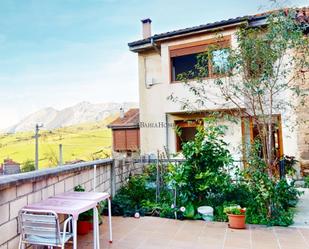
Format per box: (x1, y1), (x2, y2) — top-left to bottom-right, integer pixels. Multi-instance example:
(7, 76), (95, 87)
(180, 127), (197, 143)
(172, 53), (208, 81)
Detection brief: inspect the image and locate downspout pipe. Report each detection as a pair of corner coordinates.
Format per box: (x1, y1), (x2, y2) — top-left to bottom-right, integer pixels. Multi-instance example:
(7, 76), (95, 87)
(150, 37), (161, 55)
(165, 113), (169, 158)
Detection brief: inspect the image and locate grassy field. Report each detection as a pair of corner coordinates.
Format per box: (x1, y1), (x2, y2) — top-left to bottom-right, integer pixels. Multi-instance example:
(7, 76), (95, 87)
(0, 116), (116, 170)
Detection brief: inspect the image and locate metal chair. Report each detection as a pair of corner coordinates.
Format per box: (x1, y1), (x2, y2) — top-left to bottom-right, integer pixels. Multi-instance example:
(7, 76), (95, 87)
(18, 209), (73, 249)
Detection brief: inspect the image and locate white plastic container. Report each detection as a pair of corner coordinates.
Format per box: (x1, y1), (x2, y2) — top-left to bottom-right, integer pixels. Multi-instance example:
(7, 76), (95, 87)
(198, 206), (214, 221)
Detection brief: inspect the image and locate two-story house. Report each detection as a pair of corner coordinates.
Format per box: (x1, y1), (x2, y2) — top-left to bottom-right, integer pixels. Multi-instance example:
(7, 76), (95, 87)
(128, 9), (309, 174)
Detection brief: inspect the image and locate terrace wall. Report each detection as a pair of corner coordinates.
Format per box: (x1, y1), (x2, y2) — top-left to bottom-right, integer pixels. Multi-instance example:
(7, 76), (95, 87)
(0, 159), (145, 249)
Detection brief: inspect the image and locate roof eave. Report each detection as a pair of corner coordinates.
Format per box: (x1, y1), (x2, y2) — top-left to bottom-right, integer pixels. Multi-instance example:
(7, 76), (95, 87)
(129, 43), (154, 53)
(108, 124), (140, 130)
(129, 21), (249, 53)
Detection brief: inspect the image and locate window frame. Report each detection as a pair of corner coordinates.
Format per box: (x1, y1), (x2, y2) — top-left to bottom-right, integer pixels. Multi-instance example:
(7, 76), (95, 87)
(175, 119), (203, 152)
(241, 114), (284, 163)
(169, 36), (231, 83)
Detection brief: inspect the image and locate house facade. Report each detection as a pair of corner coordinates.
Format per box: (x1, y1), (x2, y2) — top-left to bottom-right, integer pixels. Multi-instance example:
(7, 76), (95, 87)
(1, 158), (21, 175)
(107, 108), (140, 158)
(128, 10), (309, 174)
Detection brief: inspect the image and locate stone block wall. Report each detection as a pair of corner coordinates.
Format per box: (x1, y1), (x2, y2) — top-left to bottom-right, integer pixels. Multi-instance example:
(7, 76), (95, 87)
(0, 159), (113, 249)
(296, 70), (309, 176)
(113, 159), (145, 194)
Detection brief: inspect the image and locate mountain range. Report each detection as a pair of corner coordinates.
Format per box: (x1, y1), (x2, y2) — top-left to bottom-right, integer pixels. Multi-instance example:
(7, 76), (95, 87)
(4, 101), (138, 133)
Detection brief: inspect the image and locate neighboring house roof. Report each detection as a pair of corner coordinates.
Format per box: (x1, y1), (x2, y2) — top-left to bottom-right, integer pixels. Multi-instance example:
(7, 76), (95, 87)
(2, 159), (20, 166)
(107, 108), (140, 129)
(128, 7), (309, 51)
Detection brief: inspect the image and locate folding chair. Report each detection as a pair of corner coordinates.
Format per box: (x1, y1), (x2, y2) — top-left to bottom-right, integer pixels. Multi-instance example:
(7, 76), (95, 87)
(18, 209), (73, 249)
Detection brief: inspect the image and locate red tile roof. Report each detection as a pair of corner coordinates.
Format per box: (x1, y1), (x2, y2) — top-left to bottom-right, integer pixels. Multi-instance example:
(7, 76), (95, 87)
(107, 108), (139, 129)
(2, 159), (20, 166)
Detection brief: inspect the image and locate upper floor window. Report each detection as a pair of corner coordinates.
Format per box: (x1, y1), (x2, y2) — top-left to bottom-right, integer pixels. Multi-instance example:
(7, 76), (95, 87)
(170, 36), (231, 82)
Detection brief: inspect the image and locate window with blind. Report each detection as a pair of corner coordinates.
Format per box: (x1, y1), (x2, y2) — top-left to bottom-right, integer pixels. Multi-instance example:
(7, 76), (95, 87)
(169, 36), (231, 82)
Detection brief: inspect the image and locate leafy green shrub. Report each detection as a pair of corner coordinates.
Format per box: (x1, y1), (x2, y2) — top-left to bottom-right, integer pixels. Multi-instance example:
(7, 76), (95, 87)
(167, 118), (236, 220)
(305, 176), (309, 188)
(112, 174), (156, 216)
(282, 155), (298, 176)
(74, 185), (85, 192)
(244, 145), (301, 226)
(111, 119), (301, 226)
(21, 160), (35, 172)
(224, 205), (246, 215)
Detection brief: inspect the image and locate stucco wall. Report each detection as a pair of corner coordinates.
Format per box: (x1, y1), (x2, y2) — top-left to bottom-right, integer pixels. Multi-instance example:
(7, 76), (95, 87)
(137, 29), (245, 155)
(137, 27), (303, 163)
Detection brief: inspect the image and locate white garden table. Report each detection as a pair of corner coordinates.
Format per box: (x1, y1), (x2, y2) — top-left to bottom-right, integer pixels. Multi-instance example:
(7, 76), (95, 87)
(53, 191), (113, 247)
(23, 192), (112, 249)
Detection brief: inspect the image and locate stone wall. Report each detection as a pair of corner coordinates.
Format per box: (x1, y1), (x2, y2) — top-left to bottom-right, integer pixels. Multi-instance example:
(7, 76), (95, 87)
(0, 158), (147, 249)
(0, 159), (114, 249)
(296, 70), (309, 176)
(113, 159), (145, 194)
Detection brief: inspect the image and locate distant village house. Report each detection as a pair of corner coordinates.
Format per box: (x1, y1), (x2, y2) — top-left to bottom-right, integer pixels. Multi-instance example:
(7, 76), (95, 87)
(0, 159), (21, 175)
(107, 108), (140, 158)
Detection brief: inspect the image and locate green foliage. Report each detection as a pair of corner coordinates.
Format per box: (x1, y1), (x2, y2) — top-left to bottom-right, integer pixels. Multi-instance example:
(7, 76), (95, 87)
(243, 147), (301, 226)
(112, 120), (300, 226)
(21, 159), (35, 172)
(224, 205), (246, 215)
(282, 155), (298, 176)
(167, 118), (235, 219)
(169, 10), (309, 174)
(74, 185), (85, 192)
(305, 176), (309, 188)
(183, 203), (195, 219)
(112, 174), (156, 216)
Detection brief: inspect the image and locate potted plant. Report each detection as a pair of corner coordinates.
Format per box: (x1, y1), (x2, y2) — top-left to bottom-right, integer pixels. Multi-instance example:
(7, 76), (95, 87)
(77, 210), (93, 235)
(74, 185), (104, 234)
(74, 185), (93, 235)
(224, 205), (246, 229)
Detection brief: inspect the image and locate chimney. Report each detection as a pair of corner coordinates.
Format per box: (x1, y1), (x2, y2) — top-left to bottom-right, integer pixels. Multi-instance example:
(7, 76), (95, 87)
(120, 107), (125, 119)
(141, 18), (152, 39)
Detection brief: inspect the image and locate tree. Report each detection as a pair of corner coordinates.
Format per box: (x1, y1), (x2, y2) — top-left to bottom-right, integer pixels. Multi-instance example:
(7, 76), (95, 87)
(169, 9), (309, 178)
(21, 159), (35, 172)
(44, 147), (59, 166)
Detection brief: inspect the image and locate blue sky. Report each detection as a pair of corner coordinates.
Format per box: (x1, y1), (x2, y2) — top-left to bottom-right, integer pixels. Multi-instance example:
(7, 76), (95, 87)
(0, 0), (307, 129)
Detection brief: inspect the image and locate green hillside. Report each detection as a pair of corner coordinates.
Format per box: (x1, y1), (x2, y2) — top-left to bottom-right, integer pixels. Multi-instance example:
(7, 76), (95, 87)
(0, 116), (117, 170)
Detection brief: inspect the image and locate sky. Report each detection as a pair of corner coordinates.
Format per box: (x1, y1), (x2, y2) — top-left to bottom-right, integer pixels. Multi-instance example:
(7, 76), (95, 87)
(0, 0), (308, 129)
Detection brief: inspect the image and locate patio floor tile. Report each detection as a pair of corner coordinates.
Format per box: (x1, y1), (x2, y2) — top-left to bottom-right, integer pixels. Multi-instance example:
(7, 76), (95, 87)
(68, 216), (309, 249)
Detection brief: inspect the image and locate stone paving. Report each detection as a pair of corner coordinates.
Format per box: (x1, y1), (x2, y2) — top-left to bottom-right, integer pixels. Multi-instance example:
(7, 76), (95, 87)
(73, 216), (309, 249)
(292, 188), (309, 228)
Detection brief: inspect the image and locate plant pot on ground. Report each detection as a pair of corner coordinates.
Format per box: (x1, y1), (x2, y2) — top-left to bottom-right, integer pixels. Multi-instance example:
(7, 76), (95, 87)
(224, 205), (246, 229)
(77, 209), (94, 235)
(77, 220), (91, 235)
(74, 185), (104, 234)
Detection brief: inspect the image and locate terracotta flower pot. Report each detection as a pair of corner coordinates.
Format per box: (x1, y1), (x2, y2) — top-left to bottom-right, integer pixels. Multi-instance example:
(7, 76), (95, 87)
(227, 214), (246, 229)
(77, 221), (91, 235)
(89, 221), (93, 231)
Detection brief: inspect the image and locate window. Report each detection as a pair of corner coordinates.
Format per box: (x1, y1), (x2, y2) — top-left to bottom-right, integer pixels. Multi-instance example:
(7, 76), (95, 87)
(169, 36), (231, 82)
(172, 53), (207, 81)
(113, 128), (140, 152)
(175, 120), (203, 151)
(241, 115), (283, 160)
(212, 48), (230, 74)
